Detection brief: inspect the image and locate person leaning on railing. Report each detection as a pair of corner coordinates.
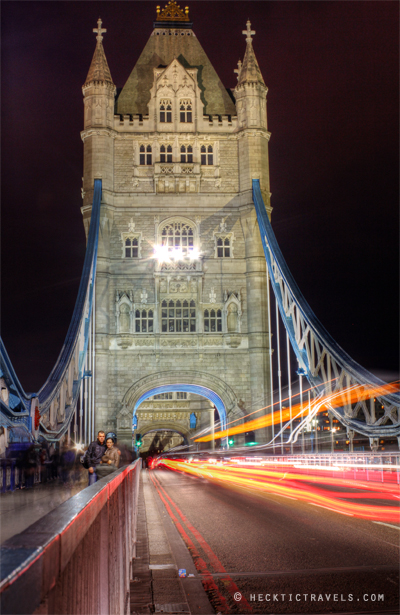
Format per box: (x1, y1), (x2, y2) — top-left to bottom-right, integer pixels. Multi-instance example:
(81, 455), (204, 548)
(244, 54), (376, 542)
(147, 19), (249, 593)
(95, 434), (120, 479)
(84, 431), (106, 485)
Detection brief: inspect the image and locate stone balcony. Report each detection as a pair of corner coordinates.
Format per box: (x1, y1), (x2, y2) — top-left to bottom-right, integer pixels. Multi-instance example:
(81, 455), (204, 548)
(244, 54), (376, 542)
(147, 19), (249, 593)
(154, 161), (200, 193)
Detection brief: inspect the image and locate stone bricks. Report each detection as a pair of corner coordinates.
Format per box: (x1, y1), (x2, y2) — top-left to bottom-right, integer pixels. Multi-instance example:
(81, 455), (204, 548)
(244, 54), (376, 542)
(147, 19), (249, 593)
(82, 16), (272, 445)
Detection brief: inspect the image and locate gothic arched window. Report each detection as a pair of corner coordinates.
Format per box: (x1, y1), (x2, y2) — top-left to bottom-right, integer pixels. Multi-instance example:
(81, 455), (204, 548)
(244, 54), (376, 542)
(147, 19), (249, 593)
(204, 309), (222, 333)
(161, 221), (194, 256)
(160, 144), (173, 163)
(135, 309), (154, 333)
(180, 145), (193, 163)
(161, 299), (196, 333)
(201, 145), (213, 165)
(125, 237), (139, 258)
(140, 145), (152, 166)
(217, 236), (231, 258)
(180, 100), (192, 123)
(160, 100), (172, 123)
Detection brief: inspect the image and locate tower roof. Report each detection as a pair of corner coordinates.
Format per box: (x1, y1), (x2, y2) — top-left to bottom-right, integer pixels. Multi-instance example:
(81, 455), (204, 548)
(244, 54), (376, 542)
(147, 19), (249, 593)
(84, 18), (114, 86)
(236, 21), (265, 87)
(116, 4), (235, 116)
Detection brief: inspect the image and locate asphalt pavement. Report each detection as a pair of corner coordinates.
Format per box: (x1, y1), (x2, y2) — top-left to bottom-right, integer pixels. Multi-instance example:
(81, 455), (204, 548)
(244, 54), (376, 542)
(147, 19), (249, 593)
(149, 468), (400, 614)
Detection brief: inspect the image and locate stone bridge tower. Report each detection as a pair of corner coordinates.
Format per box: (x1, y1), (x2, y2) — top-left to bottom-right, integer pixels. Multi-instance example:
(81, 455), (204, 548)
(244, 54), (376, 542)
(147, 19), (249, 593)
(81, 4), (272, 448)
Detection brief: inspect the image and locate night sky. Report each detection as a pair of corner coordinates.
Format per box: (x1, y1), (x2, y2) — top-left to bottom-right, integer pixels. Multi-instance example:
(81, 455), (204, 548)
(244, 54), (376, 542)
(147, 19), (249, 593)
(1, 1), (399, 393)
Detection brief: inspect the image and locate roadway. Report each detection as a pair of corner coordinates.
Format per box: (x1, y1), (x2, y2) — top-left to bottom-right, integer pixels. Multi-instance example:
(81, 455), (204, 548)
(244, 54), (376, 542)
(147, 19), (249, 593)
(149, 467), (400, 614)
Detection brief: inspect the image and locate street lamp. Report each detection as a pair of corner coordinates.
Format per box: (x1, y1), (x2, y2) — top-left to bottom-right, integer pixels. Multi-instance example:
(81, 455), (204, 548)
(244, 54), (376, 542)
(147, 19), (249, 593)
(331, 427), (337, 453)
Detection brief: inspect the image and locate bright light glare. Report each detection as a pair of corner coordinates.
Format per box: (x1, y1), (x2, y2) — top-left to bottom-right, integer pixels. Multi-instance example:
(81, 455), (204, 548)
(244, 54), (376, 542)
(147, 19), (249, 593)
(189, 248), (200, 260)
(153, 244), (201, 264)
(153, 245), (171, 264)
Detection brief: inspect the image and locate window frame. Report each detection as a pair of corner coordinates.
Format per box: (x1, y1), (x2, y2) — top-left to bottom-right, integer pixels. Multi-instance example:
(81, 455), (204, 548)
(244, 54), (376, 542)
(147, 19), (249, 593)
(201, 144), (213, 166)
(121, 231), (143, 260)
(160, 144), (173, 163)
(139, 144), (152, 166)
(161, 299), (196, 333)
(204, 308), (222, 333)
(179, 99), (193, 123)
(160, 220), (195, 257)
(135, 308), (154, 334)
(160, 99), (172, 124)
(213, 232), (234, 259)
(125, 236), (139, 258)
(180, 144), (193, 163)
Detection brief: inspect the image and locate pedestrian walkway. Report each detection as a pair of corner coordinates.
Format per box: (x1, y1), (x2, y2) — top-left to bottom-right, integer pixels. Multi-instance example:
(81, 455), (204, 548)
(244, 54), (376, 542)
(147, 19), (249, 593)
(130, 470), (213, 614)
(0, 476), (86, 543)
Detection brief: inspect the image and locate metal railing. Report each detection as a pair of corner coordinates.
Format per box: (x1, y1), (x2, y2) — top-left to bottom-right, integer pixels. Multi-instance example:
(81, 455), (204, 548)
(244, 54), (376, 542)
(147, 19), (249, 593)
(1, 460), (141, 615)
(256, 452), (400, 483)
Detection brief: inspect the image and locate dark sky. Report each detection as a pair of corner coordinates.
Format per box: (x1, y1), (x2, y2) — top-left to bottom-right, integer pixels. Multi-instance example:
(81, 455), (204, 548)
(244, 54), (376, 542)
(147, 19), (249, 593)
(1, 1), (399, 393)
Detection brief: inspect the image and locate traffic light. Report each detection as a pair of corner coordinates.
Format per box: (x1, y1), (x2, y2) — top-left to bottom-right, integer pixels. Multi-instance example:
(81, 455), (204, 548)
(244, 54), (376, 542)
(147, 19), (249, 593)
(135, 433), (142, 448)
(228, 436), (235, 447)
(245, 431), (256, 446)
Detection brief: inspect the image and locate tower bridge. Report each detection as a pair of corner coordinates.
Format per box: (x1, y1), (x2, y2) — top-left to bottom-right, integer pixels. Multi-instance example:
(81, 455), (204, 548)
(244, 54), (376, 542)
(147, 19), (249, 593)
(1, 4), (398, 455)
(1, 5), (399, 614)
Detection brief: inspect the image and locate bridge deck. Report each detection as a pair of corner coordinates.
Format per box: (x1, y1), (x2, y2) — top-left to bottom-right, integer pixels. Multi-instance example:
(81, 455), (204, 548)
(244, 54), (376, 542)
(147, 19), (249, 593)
(0, 479), (86, 544)
(1, 460), (399, 614)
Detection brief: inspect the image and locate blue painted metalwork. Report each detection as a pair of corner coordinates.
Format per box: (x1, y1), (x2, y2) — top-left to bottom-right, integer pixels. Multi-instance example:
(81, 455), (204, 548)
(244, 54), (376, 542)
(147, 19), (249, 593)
(252, 179), (400, 438)
(0, 180), (102, 442)
(134, 384), (227, 430)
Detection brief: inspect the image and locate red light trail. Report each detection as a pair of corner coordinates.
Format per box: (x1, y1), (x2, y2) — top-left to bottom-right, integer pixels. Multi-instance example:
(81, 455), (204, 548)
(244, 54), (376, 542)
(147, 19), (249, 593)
(153, 459), (400, 524)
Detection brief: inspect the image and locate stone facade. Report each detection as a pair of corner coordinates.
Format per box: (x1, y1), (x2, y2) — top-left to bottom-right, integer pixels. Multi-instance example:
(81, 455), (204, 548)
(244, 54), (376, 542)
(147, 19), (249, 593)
(81, 9), (272, 446)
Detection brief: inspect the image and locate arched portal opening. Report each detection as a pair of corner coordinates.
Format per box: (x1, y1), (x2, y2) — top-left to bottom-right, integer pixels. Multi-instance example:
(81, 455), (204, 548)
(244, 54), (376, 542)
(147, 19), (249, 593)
(133, 385), (228, 451)
(141, 428), (188, 456)
(119, 371), (241, 449)
(134, 384), (227, 428)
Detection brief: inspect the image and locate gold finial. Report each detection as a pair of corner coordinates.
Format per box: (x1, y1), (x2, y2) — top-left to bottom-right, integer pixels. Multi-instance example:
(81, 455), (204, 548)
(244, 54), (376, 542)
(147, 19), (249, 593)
(242, 20), (255, 44)
(156, 1), (190, 22)
(93, 17), (106, 43)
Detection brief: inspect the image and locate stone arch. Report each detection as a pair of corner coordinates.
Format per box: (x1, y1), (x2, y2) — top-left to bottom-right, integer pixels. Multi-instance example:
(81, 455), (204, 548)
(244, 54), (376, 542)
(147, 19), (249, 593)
(122, 370), (241, 431)
(140, 423), (190, 442)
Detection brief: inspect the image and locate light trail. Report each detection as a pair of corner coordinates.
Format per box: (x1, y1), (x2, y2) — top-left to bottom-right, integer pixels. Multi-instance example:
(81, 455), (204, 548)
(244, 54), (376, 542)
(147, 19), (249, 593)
(189, 377), (339, 440)
(153, 458), (400, 524)
(193, 382), (399, 443)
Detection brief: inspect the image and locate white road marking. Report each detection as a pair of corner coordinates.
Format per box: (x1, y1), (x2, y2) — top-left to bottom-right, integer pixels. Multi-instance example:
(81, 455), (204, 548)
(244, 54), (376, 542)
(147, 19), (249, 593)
(309, 502), (354, 516)
(373, 521), (400, 531)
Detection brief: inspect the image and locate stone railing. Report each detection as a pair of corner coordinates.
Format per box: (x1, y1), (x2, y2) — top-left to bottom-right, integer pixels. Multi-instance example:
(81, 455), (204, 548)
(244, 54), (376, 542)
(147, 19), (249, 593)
(0, 460), (141, 615)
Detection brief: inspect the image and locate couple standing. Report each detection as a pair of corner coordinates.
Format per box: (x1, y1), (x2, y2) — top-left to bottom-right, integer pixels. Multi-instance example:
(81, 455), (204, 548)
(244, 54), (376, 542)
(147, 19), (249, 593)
(85, 431), (120, 485)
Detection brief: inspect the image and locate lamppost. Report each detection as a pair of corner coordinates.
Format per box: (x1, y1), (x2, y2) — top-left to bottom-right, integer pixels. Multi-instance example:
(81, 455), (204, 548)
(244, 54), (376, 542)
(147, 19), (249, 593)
(331, 427), (337, 453)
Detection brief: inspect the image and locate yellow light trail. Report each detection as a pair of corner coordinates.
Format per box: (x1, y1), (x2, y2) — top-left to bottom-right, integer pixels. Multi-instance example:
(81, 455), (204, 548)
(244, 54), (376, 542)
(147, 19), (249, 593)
(194, 382), (399, 443)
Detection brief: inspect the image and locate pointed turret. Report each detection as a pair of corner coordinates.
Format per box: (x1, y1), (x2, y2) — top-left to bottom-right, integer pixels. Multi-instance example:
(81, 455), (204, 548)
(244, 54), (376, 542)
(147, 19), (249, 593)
(84, 19), (114, 86)
(235, 21), (270, 200)
(237, 21), (265, 87)
(82, 19), (116, 205)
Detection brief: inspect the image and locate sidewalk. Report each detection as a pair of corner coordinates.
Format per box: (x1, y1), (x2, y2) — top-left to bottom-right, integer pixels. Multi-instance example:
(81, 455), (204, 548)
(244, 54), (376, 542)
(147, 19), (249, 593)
(130, 470), (213, 615)
(0, 476), (86, 544)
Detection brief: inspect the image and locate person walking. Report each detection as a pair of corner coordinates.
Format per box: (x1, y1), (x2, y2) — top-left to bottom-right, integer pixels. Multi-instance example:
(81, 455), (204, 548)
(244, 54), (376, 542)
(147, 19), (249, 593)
(85, 431), (106, 485)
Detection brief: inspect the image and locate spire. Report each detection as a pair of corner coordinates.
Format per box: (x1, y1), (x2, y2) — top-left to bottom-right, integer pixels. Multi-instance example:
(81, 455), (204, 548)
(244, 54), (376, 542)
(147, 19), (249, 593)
(237, 20), (265, 87)
(84, 18), (114, 86)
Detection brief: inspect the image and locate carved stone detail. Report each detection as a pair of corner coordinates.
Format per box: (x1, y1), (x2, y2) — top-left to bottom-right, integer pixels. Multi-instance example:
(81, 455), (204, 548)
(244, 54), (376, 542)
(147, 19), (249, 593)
(161, 339), (197, 348)
(203, 337), (223, 346)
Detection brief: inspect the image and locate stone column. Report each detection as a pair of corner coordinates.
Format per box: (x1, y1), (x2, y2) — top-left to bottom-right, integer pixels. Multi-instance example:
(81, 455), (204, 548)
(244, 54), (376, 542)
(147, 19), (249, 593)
(240, 206), (271, 443)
